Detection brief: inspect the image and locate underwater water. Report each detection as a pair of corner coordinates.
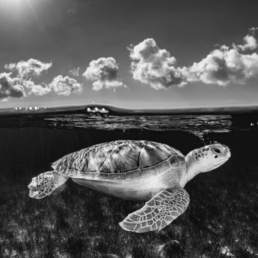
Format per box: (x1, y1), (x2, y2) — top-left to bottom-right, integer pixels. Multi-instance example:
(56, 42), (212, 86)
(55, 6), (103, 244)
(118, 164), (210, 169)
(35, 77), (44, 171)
(0, 105), (258, 258)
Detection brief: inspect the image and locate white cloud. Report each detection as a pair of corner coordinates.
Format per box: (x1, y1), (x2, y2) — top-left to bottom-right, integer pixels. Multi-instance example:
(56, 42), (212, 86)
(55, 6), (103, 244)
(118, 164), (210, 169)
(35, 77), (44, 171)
(249, 27), (258, 35)
(69, 67), (80, 77)
(233, 35), (257, 51)
(182, 47), (258, 86)
(130, 30), (258, 89)
(0, 73), (25, 100)
(50, 75), (82, 95)
(129, 38), (186, 89)
(0, 73), (51, 98)
(30, 84), (52, 96)
(83, 57), (125, 90)
(2, 59), (83, 98)
(26, 81), (51, 96)
(5, 58), (52, 78)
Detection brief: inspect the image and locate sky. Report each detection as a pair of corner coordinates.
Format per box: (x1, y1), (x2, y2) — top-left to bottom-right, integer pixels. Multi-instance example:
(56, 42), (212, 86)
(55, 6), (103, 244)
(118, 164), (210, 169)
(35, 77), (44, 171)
(0, 0), (258, 109)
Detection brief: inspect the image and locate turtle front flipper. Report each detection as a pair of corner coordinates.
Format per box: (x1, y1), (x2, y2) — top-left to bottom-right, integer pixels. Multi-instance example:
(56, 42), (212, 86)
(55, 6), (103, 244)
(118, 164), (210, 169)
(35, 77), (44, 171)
(119, 188), (190, 233)
(28, 171), (68, 199)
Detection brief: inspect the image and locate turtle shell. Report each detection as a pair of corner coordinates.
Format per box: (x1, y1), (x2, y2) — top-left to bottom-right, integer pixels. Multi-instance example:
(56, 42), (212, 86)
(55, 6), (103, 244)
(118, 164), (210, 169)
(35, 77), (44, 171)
(52, 140), (185, 179)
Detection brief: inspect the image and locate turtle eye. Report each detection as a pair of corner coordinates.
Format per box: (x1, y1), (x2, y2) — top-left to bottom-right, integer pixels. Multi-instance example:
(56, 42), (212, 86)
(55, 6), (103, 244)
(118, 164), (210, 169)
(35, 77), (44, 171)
(213, 148), (221, 154)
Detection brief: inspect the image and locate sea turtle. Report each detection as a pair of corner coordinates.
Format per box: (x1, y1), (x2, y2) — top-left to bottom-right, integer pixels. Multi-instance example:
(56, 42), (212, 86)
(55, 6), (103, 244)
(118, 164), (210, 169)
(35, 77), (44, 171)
(28, 140), (231, 233)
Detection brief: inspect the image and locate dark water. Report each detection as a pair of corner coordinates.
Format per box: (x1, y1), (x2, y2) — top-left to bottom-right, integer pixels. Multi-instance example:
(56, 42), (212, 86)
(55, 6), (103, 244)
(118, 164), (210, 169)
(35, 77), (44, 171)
(1, 107), (258, 258)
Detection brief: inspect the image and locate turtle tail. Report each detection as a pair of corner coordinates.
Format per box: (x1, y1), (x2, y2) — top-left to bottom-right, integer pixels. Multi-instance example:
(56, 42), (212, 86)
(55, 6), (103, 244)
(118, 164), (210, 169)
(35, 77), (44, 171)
(28, 171), (68, 199)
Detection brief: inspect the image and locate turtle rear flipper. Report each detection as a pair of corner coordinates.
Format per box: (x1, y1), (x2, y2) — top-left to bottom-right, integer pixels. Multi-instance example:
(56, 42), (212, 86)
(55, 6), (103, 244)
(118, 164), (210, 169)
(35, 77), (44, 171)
(119, 188), (190, 233)
(28, 171), (68, 199)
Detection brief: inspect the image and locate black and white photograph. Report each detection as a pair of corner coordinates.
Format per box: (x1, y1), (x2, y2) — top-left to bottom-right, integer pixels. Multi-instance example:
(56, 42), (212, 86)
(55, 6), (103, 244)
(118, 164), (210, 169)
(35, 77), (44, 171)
(0, 0), (258, 257)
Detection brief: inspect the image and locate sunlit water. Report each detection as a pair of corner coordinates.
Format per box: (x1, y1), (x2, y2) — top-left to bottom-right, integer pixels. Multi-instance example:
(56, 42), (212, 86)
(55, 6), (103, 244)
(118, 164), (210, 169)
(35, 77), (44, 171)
(0, 106), (258, 258)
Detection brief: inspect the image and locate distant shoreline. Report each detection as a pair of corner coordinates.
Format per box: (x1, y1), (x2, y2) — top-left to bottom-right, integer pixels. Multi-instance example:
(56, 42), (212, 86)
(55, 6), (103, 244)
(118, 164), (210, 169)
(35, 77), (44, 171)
(1, 103), (258, 117)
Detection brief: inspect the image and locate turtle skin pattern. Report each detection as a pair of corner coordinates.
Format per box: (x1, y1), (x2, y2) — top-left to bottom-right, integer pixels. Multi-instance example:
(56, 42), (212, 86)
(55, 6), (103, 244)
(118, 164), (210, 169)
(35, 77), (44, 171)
(119, 188), (190, 233)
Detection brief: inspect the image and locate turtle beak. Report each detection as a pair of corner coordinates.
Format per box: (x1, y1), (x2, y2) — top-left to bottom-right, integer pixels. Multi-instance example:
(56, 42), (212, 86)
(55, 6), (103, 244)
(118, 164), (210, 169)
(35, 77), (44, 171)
(223, 146), (231, 159)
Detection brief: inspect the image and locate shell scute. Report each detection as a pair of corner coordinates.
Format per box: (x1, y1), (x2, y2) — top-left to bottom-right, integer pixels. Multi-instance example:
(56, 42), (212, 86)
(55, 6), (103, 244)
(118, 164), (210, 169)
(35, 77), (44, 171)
(107, 173), (125, 181)
(140, 166), (159, 178)
(154, 157), (176, 174)
(52, 140), (184, 178)
(125, 169), (142, 180)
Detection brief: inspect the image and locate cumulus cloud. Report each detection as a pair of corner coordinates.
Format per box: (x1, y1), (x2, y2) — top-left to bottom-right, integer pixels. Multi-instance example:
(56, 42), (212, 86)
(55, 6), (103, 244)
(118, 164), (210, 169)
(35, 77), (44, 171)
(5, 58), (52, 78)
(83, 57), (125, 90)
(233, 28), (258, 51)
(129, 29), (258, 89)
(129, 38), (186, 89)
(25, 81), (51, 96)
(1, 59), (84, 99)
(249, 27), (258, 35)
(0, 73), (51, 98)
(0, 73), (25, 100)
(69, 67), (80, 77)
(182, 46), (258, 86)
(179, 29), (258, 87)
(50, 75), (82, 95)
(233, 35), (257, 51)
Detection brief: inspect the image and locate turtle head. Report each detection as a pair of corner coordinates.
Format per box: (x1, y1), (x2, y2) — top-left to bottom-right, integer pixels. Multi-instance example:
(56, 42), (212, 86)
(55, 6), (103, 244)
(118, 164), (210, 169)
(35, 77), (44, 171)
(184, 143), (231, 185)
(192, 143), (231, 173)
